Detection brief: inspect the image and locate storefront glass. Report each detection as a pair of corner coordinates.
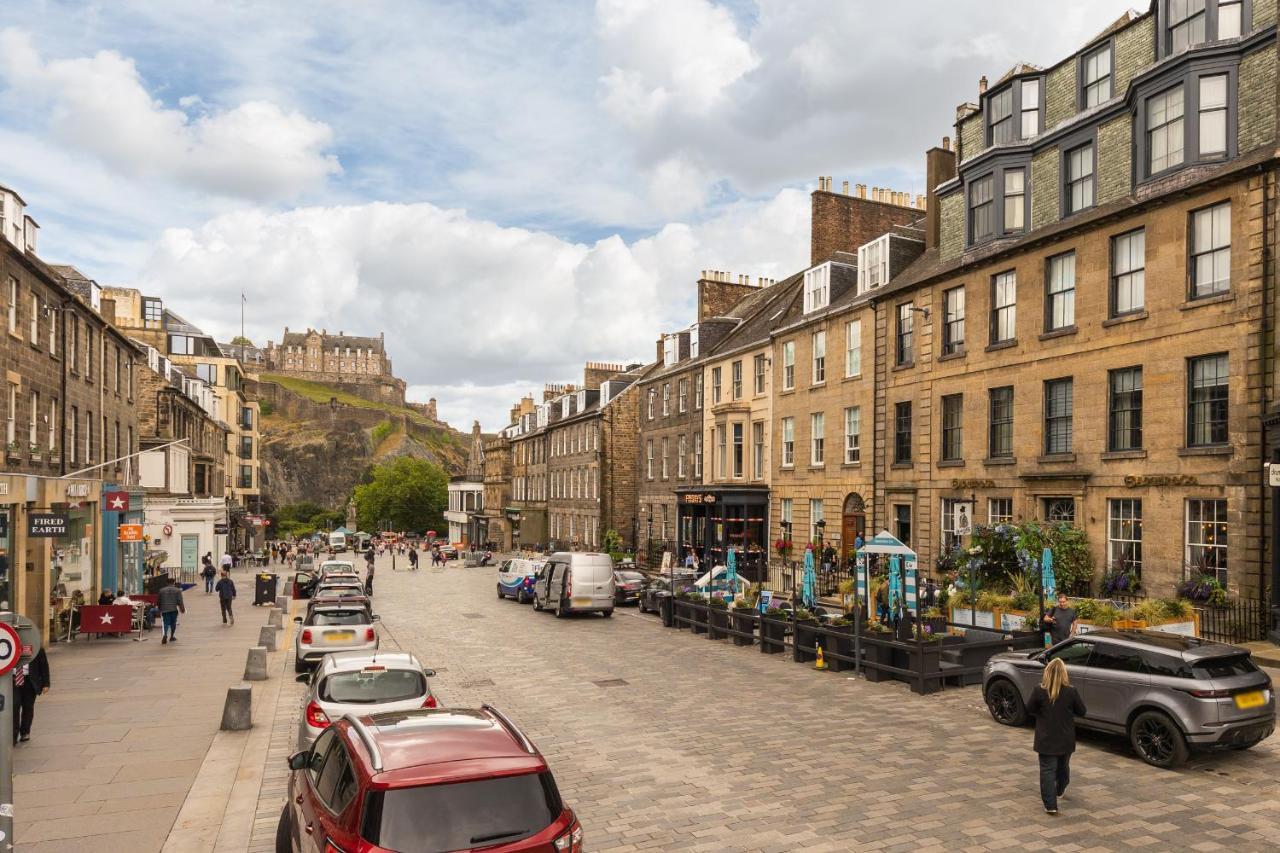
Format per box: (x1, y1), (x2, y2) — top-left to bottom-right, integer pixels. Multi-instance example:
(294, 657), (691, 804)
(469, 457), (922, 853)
(0, 508), (12, 611)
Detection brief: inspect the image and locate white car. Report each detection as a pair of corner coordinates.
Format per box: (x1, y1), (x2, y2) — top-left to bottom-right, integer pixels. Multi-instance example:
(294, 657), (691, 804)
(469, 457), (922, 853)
(294, 650), (436, 751)
(294, 604), (379, 672)
(318, 560), (357, 577)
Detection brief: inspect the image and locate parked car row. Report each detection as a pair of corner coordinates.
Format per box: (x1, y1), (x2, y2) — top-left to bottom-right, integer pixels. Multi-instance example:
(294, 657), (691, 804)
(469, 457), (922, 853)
(496, 552), (618, 617)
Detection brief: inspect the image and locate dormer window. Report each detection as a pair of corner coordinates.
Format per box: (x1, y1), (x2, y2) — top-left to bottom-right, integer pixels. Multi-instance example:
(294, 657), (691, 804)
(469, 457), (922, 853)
(1169, 0), (1207, 52)
(857, 236), (889, 293)
(969, 175), (994, 242)
(663, 334), (679, 367)
(986, 76), (1043, 146)
(1081, 44), (1112, 108)
(989, 88), (1014, 144)
(689, 326), (699, 358)
(803, 263), (830, 313)
(1019, 79), (1041, 136)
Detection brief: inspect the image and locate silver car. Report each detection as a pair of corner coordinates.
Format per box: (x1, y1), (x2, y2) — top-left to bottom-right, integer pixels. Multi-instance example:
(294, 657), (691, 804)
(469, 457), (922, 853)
(983, 628), (1275, 768)
(294, 650), (437, 750)
(293, 604), (379, 673)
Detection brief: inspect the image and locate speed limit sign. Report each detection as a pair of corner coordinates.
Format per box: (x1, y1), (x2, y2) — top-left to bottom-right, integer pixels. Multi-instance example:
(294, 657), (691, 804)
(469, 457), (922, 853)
(0, 622), (21, 677)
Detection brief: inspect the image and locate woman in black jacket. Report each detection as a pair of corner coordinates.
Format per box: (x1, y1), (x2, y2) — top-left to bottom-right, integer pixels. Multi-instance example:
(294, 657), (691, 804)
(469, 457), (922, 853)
(1026, 657), (1087, 814)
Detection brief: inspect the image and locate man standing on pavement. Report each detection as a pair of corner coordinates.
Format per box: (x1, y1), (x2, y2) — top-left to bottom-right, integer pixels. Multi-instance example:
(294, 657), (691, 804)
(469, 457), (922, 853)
(12, 647), (50, 743)
(201, 554), (216, 594)
(158, 576), (185, 644)
(1043, 593), (1077, 646)
(220, 550), (234, 574)
(215, 569), (237, 625)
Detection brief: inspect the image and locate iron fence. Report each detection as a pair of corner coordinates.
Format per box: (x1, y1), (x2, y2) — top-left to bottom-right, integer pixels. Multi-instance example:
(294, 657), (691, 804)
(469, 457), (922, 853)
(1081, 590), (1270, 644)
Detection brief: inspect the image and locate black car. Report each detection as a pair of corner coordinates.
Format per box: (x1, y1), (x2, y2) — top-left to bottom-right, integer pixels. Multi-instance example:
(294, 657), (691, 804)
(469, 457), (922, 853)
(638, 571), (698, 614)
(613, 571), (647, 606)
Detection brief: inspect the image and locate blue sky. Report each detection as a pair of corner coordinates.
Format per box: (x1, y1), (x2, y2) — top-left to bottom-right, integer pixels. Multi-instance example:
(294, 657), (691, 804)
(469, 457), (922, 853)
(0, 0), (1135, 429)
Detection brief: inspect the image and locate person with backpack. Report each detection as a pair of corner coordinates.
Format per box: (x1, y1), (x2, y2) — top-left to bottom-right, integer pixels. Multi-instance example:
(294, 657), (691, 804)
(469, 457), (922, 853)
(157, 576), (185, 645)
(201, 555), (217, 594)
(408, 547), (419, 571)
(215, 569), (237, 625)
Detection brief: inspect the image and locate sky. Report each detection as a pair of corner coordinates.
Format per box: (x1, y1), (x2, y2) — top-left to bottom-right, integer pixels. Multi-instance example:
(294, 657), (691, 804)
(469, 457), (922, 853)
(0, 0), (1137, 430)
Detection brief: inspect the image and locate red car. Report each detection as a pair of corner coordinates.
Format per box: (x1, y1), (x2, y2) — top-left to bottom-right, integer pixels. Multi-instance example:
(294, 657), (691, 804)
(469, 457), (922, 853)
(278, 706), (581, 853)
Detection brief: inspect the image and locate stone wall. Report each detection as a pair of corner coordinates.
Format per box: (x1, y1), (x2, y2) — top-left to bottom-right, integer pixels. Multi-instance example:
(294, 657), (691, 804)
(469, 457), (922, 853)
(957, 112), (983, 164)
(1239, 46), (1277, 155)
(810, 191), (926, 267)
(1096, 115), (1132, 206)
(938, 192), (964, 262)
(1030, 147), (1060, 230)
(1113, 16), (1154, 95)
(1044, 62), (1075, 131)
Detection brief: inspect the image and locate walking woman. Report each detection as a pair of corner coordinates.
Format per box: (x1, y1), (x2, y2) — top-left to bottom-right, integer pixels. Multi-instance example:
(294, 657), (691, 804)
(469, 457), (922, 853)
(1026, 658), (1087, 814)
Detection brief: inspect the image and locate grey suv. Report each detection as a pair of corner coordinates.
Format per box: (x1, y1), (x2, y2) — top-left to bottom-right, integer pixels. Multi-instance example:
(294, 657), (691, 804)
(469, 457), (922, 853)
(983, 629), (1274, 768)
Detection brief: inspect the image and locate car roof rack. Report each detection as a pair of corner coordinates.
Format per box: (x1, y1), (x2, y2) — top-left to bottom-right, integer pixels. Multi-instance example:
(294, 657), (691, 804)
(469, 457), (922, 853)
(342, 713), (384, 771)
(481, 704), (536, 755)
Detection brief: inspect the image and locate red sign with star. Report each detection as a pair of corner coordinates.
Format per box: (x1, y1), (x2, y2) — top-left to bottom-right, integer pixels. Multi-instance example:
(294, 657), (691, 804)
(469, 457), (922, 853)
(78, 605), (133, 634)
(104, 491), (130, 511)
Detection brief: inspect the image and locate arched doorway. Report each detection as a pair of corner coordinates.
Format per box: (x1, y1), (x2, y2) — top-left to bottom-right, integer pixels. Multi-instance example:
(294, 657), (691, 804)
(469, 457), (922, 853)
(842, 493), (866, 560)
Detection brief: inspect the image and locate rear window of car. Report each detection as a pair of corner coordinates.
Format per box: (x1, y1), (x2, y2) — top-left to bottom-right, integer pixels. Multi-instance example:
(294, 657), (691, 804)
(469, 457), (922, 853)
(311, 610), (369, 626)
(362, 772), (562, 851)
(1192, 654), (1260, 679)
(617, 572), (645, 582)
(321, 670), (425, 704)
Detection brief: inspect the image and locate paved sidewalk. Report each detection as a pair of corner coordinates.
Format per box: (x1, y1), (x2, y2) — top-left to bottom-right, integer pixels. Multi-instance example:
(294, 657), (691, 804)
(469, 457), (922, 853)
(14, 570), (285, 853)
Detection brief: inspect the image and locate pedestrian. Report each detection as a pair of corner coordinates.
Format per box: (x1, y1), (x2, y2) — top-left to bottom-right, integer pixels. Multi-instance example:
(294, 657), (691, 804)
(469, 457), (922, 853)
(365, 560), (375, 596)
(1043, 592), (1077, 646)
(12, 647), (50, 744)
(157, 576), (185, 644)
(215, 569), (237, 625)
(408, 547), (419, 571)
(1026, 658), (1087, 815)
(201, 555), (217, 594)
(220, 550), (234, 574)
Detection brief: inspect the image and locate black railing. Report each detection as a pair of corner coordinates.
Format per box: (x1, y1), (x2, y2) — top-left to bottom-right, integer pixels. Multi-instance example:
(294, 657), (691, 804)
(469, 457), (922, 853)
(1195, 599), (1271, 644)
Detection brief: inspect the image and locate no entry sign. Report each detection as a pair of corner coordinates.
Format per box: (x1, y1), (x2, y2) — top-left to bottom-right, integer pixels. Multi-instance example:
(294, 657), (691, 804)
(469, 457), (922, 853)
(0, 622), (22, 676)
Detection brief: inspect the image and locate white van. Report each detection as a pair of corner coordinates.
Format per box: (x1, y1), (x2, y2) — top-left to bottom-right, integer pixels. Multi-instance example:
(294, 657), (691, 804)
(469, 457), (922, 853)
(328, 531), (348, 552)
(496, 557), (544, 603)
(533, 552), (616, 618)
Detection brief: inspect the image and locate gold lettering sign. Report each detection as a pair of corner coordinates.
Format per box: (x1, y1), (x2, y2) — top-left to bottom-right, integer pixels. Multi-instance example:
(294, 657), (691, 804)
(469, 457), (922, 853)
(1123, 475), (1199, 488)
(950, 479), (995, 490)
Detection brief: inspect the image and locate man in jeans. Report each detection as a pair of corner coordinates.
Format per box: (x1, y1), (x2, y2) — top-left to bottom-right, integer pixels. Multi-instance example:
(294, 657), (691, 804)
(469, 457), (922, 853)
(157, 576), (185, 644)
(215, 569), (237, 625)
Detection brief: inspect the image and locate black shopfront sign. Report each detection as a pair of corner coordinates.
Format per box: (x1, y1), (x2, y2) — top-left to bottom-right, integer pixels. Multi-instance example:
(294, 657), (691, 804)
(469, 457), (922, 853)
(28, 513), (69, 537)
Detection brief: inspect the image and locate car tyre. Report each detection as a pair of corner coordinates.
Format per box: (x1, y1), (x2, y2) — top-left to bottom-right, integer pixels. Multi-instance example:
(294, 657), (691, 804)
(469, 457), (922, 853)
(555, 598), (568, 618)
(1129, 709), (1189, 769)
(984, 678), (1027, 726)
(533, 594), (543, 611)
(602, 609), (614, 618)
(496, 584), (504, 599)
(276, 805), (292, 853)
(294, 657), (307, 674)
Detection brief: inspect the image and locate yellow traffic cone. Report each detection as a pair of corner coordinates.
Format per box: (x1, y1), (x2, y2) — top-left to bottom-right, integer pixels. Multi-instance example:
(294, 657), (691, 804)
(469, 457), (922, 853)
(815, 643), (828, 670)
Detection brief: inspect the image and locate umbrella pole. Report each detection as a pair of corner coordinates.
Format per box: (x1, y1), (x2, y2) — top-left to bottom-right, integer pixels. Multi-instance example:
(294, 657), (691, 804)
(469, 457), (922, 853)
(1038, 557), (1046, 647)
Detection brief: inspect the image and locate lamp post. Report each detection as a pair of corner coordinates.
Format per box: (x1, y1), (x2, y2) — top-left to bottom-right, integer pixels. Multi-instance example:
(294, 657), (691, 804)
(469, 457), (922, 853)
(780, 519), (793, 600)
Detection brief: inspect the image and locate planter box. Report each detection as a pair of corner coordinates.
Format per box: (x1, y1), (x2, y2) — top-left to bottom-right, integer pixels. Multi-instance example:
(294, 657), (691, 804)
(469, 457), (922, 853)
(793, 619), (820, 663)
(924, 616), (947, 636)
(4, 451), (19, 465)
(826, 624), (856, 672)
(47, 453), (61, 467)
(889, 641), (943, 695)
(673, 599), (693, 630)
(28, 452), (42, 464)
(707, 607), (731, 639)
(860, 632), (894, 681)
(689, 603), (708, 634)
(760, 616), (788, 654)
(730, 609), (757, 646)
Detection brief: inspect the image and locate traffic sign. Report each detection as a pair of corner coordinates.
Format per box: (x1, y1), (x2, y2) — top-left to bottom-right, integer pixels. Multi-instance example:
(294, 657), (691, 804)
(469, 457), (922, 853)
(0, 623), (21, 676)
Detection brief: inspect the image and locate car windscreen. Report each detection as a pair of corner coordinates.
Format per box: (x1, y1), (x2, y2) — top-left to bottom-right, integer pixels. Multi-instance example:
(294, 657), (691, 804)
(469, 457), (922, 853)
(1192, 654), (1260, 679)
(321, 670), (425, 704)
(617, 572), (646, 583)
(362, 772), (561, 852)
(310, 610), (369, 626)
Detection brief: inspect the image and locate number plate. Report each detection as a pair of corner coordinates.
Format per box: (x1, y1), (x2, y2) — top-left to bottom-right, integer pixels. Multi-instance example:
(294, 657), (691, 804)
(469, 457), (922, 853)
(573, 598), (592, 607)
(1234, 690), (1266, 709)
(326, 631), (356, 643)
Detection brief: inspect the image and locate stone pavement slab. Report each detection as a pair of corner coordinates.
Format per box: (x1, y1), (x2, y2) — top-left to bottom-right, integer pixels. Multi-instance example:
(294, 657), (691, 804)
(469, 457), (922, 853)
(14, 566), (287, 853)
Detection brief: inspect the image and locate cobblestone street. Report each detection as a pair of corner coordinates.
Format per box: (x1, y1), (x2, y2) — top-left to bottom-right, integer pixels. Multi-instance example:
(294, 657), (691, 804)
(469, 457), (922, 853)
(254, 554), (1280, 852)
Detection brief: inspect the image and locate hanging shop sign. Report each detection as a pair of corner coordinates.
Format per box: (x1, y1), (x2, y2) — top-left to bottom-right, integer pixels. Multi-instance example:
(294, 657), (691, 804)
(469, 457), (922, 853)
(66, 483), (91, 498)
(118, 524), (144, 542)
(28, 513), (69, 537)
(104, 490), (130, 511)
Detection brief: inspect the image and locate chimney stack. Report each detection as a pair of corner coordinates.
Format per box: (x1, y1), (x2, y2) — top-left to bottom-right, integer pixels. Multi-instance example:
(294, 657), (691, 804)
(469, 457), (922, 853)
(925, 137), (958, 251)
(942, 135), (951, 151)
(841, 180), (849, 195)
(979, 75), (988, 94)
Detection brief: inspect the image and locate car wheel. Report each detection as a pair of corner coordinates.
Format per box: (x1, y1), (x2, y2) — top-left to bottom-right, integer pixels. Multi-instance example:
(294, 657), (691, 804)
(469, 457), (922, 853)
(533, 595), (543, 611)
(555, 599), (568, 618)
(1129, 710), (1189, 768)
(984, 678), (1027, 726)
(275, 805), (292, 853)
(638, 598), (647, 613)
(602, 609), (614, 618)
(294, 657), (307, 674)
(496, 584), (504, 599)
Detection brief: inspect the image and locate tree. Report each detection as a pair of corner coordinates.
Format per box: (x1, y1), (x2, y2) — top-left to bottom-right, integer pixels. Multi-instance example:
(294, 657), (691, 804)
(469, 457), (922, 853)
(352, 457), (448, 534)
(230, 335), (254, 346)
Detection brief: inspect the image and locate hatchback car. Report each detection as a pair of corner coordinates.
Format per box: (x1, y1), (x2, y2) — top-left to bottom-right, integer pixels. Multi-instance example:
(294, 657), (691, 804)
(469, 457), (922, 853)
(294, 605), (380, 673)
(305, 593), (372, 620)
(613, 570), (647, 606)
(315, 579), (366, 600)
(278, 707), (582, 853)
(983, 629), (1275, 768)
(319, 561), (358, 577)
(295, 651), (437, 751)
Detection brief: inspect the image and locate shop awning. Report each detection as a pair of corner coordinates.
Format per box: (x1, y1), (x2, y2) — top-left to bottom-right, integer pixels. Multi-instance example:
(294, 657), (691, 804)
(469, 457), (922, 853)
(859, 530), (915, 557)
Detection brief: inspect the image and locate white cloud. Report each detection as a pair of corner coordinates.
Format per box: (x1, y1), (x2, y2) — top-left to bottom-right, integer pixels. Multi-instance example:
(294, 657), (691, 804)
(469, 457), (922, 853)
(0, 28), (339, 202)
(139, 187), (810, 430)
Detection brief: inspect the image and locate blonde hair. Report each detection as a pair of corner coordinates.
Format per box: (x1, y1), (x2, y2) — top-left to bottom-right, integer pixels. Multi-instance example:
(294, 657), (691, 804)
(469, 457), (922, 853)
(1042, 657), (1070, 702)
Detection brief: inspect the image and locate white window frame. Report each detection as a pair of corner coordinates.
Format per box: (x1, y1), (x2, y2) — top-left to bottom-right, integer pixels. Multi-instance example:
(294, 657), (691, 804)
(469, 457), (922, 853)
(803, 263), (831, 313)
(812, 331), (826, 385)
(752, 421), (764, 479)
(845, 320), (861, 377)
(844, 406), (861, 464)
(646, 440), (653, 480)
(781, 417), (795, 467)
(810, 412), (825, 466)
(857, 236), (890, 293)
(809, 499), (824, 545)
(782, 341), (795, 390)
(677, 434), (687, 478)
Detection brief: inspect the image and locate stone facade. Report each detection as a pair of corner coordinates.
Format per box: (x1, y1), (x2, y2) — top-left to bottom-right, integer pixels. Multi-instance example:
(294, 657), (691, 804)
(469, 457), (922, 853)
(482, 435), (512, 550)
(1043, 61), (1075, 131)
(1113, 15), (1154, 95)
(1239, 46), (1277, 155)
(810, 187), (926, 267)
(1030, 146), (1060, 231)
(957, 111), (983, 164)
(938, 193), (964, 262)
(263, 326), (407, 405)
(1096, 116), (1132, 206)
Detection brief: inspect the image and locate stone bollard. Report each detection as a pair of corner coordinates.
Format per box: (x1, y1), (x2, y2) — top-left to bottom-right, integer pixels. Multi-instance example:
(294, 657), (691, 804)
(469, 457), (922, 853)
(258, 625), (277, 652)
(276, 595), (289, 612)
(268, 608), (283, 630)
(244, 646), (269, 681)
(220, 683), (252, 731)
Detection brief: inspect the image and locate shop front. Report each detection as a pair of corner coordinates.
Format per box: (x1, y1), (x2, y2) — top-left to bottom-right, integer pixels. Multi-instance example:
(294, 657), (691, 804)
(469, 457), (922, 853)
(675, 486), (769, 582)
(100, 484), (146, 594)
(506, 505), (545, 550)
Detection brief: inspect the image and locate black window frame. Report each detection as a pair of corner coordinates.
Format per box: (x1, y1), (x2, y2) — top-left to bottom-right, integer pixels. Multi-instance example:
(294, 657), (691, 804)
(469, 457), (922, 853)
(966, 157), (1034, 247)
(968, 173), (995, 244)
(1043, 377), (1074, 455)
(986, 85), (1015, 146)
(895, 303), (914, 367)
(1107, 366), (1144, 452)
(1189, 199), (1232, 299)
(1158, 0), (1251, 59)
(893, 401), (912, 464)
(1135, 61), (1238, 184)
(1044, 251), (1077, 333)
(1079, 40), (1115, 109)
(1186, 352), (1229, 447)
(893, 503), (912, 547)
(1109, 228), (1147, 317)
(984, 74), (1043, 147)
(990, 269), (1017, 345)
(941, 393), (963, 462)
(1062, 139), (1096, 216)
(942, 286), (965, 356)
(988, 386), (1014, 459)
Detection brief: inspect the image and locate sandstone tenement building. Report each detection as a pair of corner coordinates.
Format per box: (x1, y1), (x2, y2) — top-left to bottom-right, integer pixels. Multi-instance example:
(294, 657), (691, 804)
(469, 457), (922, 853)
(264, 327), (407, 405)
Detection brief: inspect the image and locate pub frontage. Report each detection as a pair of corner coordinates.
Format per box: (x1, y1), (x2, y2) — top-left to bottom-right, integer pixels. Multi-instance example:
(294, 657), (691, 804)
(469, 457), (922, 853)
(675, 486), (769, 582)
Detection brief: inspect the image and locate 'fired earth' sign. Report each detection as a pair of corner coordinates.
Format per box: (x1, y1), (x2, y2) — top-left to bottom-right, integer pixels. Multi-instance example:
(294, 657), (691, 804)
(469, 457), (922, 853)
(28, 513), (69, 537)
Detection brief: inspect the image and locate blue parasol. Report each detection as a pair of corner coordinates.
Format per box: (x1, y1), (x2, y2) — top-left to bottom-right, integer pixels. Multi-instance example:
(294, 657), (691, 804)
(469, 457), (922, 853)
(1041, 547), (1056, 598)
(725, 547), (738, 602)
(801, 547), (816, 608)
(888, 555), (902, 614)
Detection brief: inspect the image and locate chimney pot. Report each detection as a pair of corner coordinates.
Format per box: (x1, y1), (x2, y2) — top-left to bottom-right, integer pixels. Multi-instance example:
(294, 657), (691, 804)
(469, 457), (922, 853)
(979, 75), (988, 94)
(841, 180), (849, 195)
(943, 135), (951, 151)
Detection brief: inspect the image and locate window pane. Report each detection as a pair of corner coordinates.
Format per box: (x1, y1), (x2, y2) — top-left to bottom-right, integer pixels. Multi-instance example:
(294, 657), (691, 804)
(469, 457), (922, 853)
(1199, 75), (1228, 155)
(1218, 2), (1242, 39)
(1191, 203), (1231, 297)
(1044, 378), (1073, 454)
(1188, 353), (1228, 446)
(1112, 229), (1145, 314)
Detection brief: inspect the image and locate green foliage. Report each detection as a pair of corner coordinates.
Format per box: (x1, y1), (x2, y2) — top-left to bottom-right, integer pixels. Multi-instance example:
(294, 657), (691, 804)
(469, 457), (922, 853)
(828, 616), (853, 627)
(601, 529), (624, 554)
(793, 608), (816, 622)
(353, 456), (448, 534)
(258, 400), (275, 417)
(733, 597), (757, 610)
(274, 502), (343, 538)
(707, 596), (729, 609)
(230, 335), (254, 346)
(957, 520), (1095, 595)
(370, 420), (396, 446)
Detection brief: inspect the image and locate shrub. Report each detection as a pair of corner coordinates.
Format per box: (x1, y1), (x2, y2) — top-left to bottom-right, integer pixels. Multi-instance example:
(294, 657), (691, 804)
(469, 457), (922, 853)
(707, 596), (728, 609)
(370, 420), (396, 446)
(601, 529), (625, 554)
(1177, 574), (1229, 607)
(258, 400), (274, 417)
(793, 608), (816, 622)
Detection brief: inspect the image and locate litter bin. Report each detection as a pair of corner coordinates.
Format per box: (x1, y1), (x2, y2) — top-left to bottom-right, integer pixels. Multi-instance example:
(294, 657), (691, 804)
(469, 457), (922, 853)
(254, 573), (279, 606)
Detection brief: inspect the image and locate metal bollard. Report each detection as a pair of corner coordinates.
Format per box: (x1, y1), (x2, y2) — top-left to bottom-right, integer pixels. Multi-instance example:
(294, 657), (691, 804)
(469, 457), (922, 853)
(268, 608), (283, 630)
(258, 625), (277, 652)
(220, 683), (253, 731)
(244, 646), (269, 681)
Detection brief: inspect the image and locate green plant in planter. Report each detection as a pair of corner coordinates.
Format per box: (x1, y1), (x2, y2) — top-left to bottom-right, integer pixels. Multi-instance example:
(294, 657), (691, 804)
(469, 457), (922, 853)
(921, 606), (943, 619)
(913, 624), (942, 642)
(936, 586), (950, 611)
(686, 592), (707, 604)
(792, 608), (816, 622)
(975, 591), (1014, 612)
(948, 588), (972, 609)
(764, 607), (788, 619)
(828, 616), (853, 627)
(863, 618), (892, 634)
(1160, 598), (1193, 620)
(733, 597), (757, 611)
(707, 596), (729, 609)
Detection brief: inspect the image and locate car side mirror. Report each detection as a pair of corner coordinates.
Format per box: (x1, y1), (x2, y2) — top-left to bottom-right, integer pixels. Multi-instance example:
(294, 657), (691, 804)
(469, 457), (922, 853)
(295, 673), (311, 684)
(293, 616), (303, 623)
(423, 668), (436, 677)
(372, 614), (381, 621)
(288, 751), (308, 771)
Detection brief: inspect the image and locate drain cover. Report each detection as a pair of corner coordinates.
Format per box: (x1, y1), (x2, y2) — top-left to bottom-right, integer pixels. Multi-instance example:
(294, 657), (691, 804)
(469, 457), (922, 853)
(459, 679), (495, 688)
(462, 613), (484, 619)
(593, 678), (629, 688)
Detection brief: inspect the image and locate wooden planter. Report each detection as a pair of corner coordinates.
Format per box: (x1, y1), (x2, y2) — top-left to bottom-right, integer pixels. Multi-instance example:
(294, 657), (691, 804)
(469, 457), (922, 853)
(730, 609), (757, 646)
(689, 602), (708, 634)
(826, 623), (856, 672)
(760, 615), (788, 654)
(673, 599), (693, 630)
(860, 631), (894, 681)
(794, 619), (820, 663)
(707, 606), (731, 639)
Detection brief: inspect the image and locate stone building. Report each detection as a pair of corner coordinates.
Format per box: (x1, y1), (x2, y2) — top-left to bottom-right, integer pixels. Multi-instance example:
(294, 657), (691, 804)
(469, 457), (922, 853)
(446, 421), (487, 547)
(263, 327), (407, 405)
(480, 433), (512, 549)
(507, 391), (554, 548)
(859, 1), (1279, 601)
